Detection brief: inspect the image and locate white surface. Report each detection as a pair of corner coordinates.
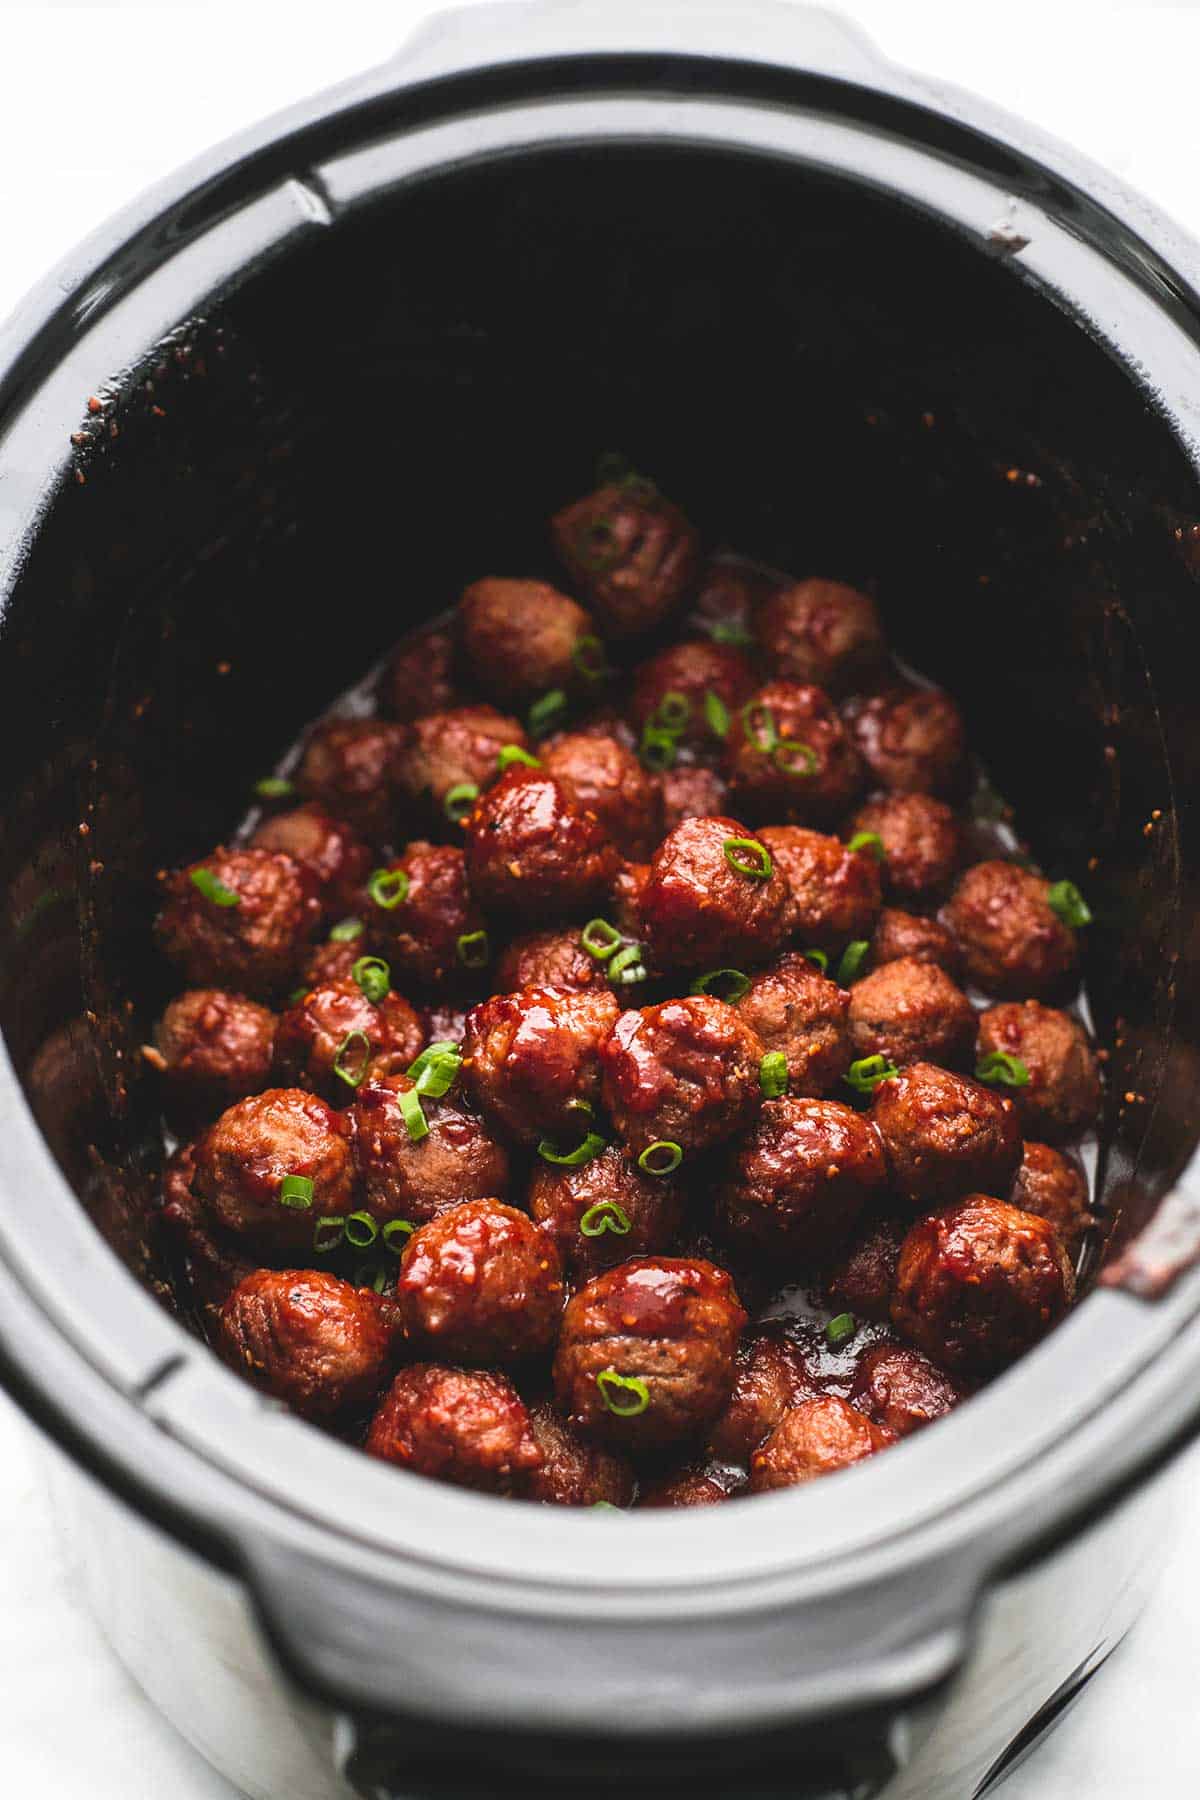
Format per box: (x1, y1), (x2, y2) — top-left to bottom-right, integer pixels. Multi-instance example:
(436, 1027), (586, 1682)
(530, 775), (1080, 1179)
(2, 2), (1200, 1794)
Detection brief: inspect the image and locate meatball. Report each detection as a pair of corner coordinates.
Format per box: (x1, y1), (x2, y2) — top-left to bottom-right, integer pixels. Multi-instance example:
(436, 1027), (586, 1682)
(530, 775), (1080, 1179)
(352, 1074), (511, 1226)
(843, 685), (967, 797)
(494, 926), (605, 994)
(732, 953), (852, 1097)
(541, 731), (662, 859)
(755, 825), (881, 950)
(462, 985), (620, 1143)
(366, 842), (487, 991)
(463, 767), (619, 920)
(519, 1401), (636, 1507)
(755, 579), (885, 695)
(192, 1088), (356, 1254)
(610, 859), (651, 938)
(249, 803), (373, 919)
(148, 989), (275, 1125)
(630, 639), (756, 753)
(528, 1144), (686, 1282)
(657, 763), (730, 832)
(216, 1268), (392, 1423)
(160, 1143), (257, 1328)
(639, 1462), (746, 1507)
(367, 1364), (543, 1493)
(749, 1396), (894, 1491)
(941, 861), (1081, 999)
(846, 957), (977, 1069)
(718, 1097), (886, 1261)
(689, 554), (775, 646)
(459, 577), (599, 705)
(726, 680), (864, 825)
(295, 718), (408, 844)
(847, 793), (964, 902)
(891, 1195), (1075, 1374)
(395, 1199), (564, 1365)
(550, 478), (700, 639)
(379, 625), (461, 723)
(400, 704), (529, 833)
(848, 1343), (963, 1438)
(155, 847), (320, 998)
(871, 1062), (1021, 1208)
(870, 907), (963, 979)
(272, 979), (424, 1103)
(637, 815), (796, 972)
(976, 1001), (1101, 1142)
(600, 996), (764, 1159)
(553, 1257), (746, 1450)
(823, 1206), (907, 1322)
(706, 1324), (819, 1464)
(1013, 1140), (1093, 1254)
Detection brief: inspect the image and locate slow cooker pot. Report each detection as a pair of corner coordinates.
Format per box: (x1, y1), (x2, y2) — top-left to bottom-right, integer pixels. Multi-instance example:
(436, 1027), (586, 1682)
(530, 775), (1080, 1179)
(2, 3), (1200, 1795)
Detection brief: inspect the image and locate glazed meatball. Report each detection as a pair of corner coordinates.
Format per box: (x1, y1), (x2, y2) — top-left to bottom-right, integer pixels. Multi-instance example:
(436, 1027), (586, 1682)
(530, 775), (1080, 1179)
(217, 1269), (392, 1423)
(519, 1401), (636, 1507)
(459, 577), (599, 704)
(755, 579), (885, 695)
(848, 1344), (963, 1438)
(192, 1088), (355, 1254)
(706, 1324), (818, 1464)
(726, 681), (864, 824)
(870, 907), (963, 979)
(977, 1001), (1101, 1142)
(400, 704), (529, 833)
(272, 978), (424, 1103)
(600, 996), (764, 1159)
(871, 1062), (1021, 1208)
(847, 793), (964, 902)
(366, 842), (487, 991)
(462, 985), (620, 1144)
(755, 825), (881, 950)
(250, 802), (373, 920)
(941, 860), (1081, 999)
(395, 1199), (564, 1365)
(494, 926), (605, 994)
(550, 478), (700, 639)
(733, 953), (852, 1097)
(553, 1258), (746, 1450)
(749, 1397), (894, 1491)
(528, 1144), (686, 1281)
(843, 685), (967, 797)
(1012, 1141), (1094, 1260)
(367, 1364), (543, 1493)
(823, 1206), (907, 1322)
(155, 847), (320, 998)
(352, 1074), (511, 1226)
(463, 767), (619, 920)
(295, 718), (408, 844)
(891, 1195), (1075, 1374)
(380, 625), (461, 722)
(689, 554), (775, 646)
(638, 816), (796, 971)
(630, 639), (755, 753)
(657, 763), (730, 832)
(846, 957), (977, 1069)
(639, 1462), (746, 1507)
(148, 989), (275, 1125)
(718, 1097), (886, 1261)
(541, 731), (662, 859)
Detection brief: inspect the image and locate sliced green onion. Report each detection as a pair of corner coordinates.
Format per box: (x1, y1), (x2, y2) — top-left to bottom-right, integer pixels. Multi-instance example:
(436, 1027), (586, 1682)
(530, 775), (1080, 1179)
(723, 837), (773, 881)
(278, 1174), (314, 1210)
(654, 691), (691, 733)
(704, 690), (730, 739)
(581, 917), (622, 961)
(313, 1214), (347, 1253)
(596, 1370), (650, 1417)
(843, 1054), (900, 1096)
(456, 929), (490, 969)
(398, 1085), (429, 1143)
(638, 1140), (682, 1176)
(609, 943), (647, 985)
(288, 986), (308, 1006)
(345, 1210), (379, 1249)
(847, 830), (885, 862)
(354, 1261), (391, 1294)
(537, 1131), (607, 1168)
(496, 743), (540, 773)
(329, 916), (364, 943)
(690, 967), (750, 1002)
(591, 1500), (620, 1510)
(443, 782), (479, 824)
(572, 635), (608, 682)
(760, 1051), (789, 1098)
(367, 867), (408, 910)
(254, 776), (294, 799)
(740, 700), (779, 753)
(1046, 879), (1092, 928)
(639, 724), (679, 772)
(189, 867), (240, 907)
(709, 619), (755, 647)
(773, 739), (819, 777)
(333, 1028), (371, 1090)
(975, 1050), (1031, 1088)
(579, 1200), (633, 1238)
(835, 940), (870, 986)
(351, 955), (390, 1004)
(802, 948), (829, 973)
(382, 1219), (416, 1254)
(528, 688), (568, 739)
(410, 1046), (463, 1099)
(826, 1311), (857, 1350)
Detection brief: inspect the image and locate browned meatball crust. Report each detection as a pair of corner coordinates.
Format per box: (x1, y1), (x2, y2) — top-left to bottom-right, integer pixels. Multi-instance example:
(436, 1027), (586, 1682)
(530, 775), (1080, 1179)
(1012, 1141), (1095, 1260)
(273, 978), (424, 1103)
(250, 803), (373, 918)
(733, 953), (852, 1097)
(941, 860), (1080, 999)
(848, 792), (964, 902)
(299, 934), (362, 989)
(846, 956), (977, 1069)
(689, 554), (776, 646)
(749, 1396), (894, 1491)
(726, 681), (865, 824)
(463, 767), (620, 920)
(155, 847), (320, 998)
(518, 1400), (635, 1507)
(630, 639), (756, 753)
(870, 907), (963, 979)
(977, 1001), (1101, 1142)
(192, 1088), (356, 1254)
(600, 995), (764, 1158)
(395, 1199), (564, 1365)
(706, 1323), (819, 1463)
(657, 763), (731, 831)
(528, 1144), (685, 1281)
(718, 1097), (886, 1261)
(494, 926), (605, 995)
(462, 985), (620, 1144)
(366, 842), (487, 991)
(352, 1074), (511, 1226)
(367, 1363), (543, 1492)
(150, 989), (275, 1125)
(400, 704), (528, 831)
(843, 685), (967, 797)
(541, 731), (663, 859)
(823, 1207), (908, 1322)
(638, 815), (796, 972)
(755, 825), (881, 949)
(554, 1257), (747, 1450)
(639, 1462), (747, 1507)
(550, 480), (700, 640)
(871, 1061), (1021, 1208)
(755, 579), (885, 695)
(380, 625), (461, 723)
(459, 577), (599, 704)
(217, 1268), (392, 1422)
(296, 718), (408, 844)
(848, 1343), (963, 1438)
(891, 1195), (1075, 1374)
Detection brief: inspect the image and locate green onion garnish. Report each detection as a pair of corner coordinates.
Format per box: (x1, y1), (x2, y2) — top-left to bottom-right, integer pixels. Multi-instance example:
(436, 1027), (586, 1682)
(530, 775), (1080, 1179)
(443, 782), (479, 824)
(759, 1051), (789, 1098)
(398, 1086), (428, 1143)
(288, 986), (308, 1007)
(655, 691), (691, 733)
(189, 867), (240, 907)
(579, 1200), (633, 1238)
(596, 1370), (650, 1417)
(313, 1215), (347, 1253)
(537, 1131), (606, 1168)
(382, 1219), (415, 1254)
(638, 724), (679, 772)
(844, 1054), (899, 1095)
(254, 776), (294, 800)
(407, 1042), (463, 1099)
(591, 1500), (620, 1510)
(351, 955), (390, 1004)
(637, 1140), (682, 1175)
(572, 635), (608, 682)
(581, 918), (622, 961)
(528, 688), (568, 739)
(333, 1028), (371, 1090)
(847, 830), (885, 861)
(704, 690), (730, 739)
(690, 968), (750, 1002)
(456, 929), (490, 969)
(723, 837), (773, 880)
(773, 739), (819, 777)
(1046, 879), (1092, 928)
(278, 1174), (314, 1210)
(710, 619), (754, 647)
(329, 916), (364, 943)
(740, 700), (779, 753)
(367, 867), (408, 910)
(355, 1261), (390, 1295)
(835, 940), (870, 986)
(975, 1050), (1031, 1088)
(496, 743), (540, 773)
(609, 944), (647, 985)
(345, 1210), (379, 1249)
(826, 1312), (857, 1350)
(802, 948), (829, 973)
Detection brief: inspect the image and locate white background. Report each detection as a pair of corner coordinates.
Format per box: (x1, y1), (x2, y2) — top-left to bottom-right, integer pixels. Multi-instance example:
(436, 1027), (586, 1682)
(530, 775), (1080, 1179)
(2, 2), (1200, 1794)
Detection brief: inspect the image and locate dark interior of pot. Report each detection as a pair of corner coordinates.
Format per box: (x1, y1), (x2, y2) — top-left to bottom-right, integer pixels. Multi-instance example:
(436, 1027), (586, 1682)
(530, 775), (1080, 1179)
(2, 142), (1198, 1316)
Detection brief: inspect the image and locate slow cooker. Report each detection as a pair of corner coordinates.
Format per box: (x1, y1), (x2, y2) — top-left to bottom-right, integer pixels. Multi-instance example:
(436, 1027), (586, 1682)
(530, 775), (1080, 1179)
(1, 3), (1199, 1795)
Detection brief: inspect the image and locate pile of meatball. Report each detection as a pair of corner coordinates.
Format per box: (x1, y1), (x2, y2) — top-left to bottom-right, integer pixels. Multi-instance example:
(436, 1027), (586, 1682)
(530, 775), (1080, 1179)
(147, 468), (1101, 1507)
